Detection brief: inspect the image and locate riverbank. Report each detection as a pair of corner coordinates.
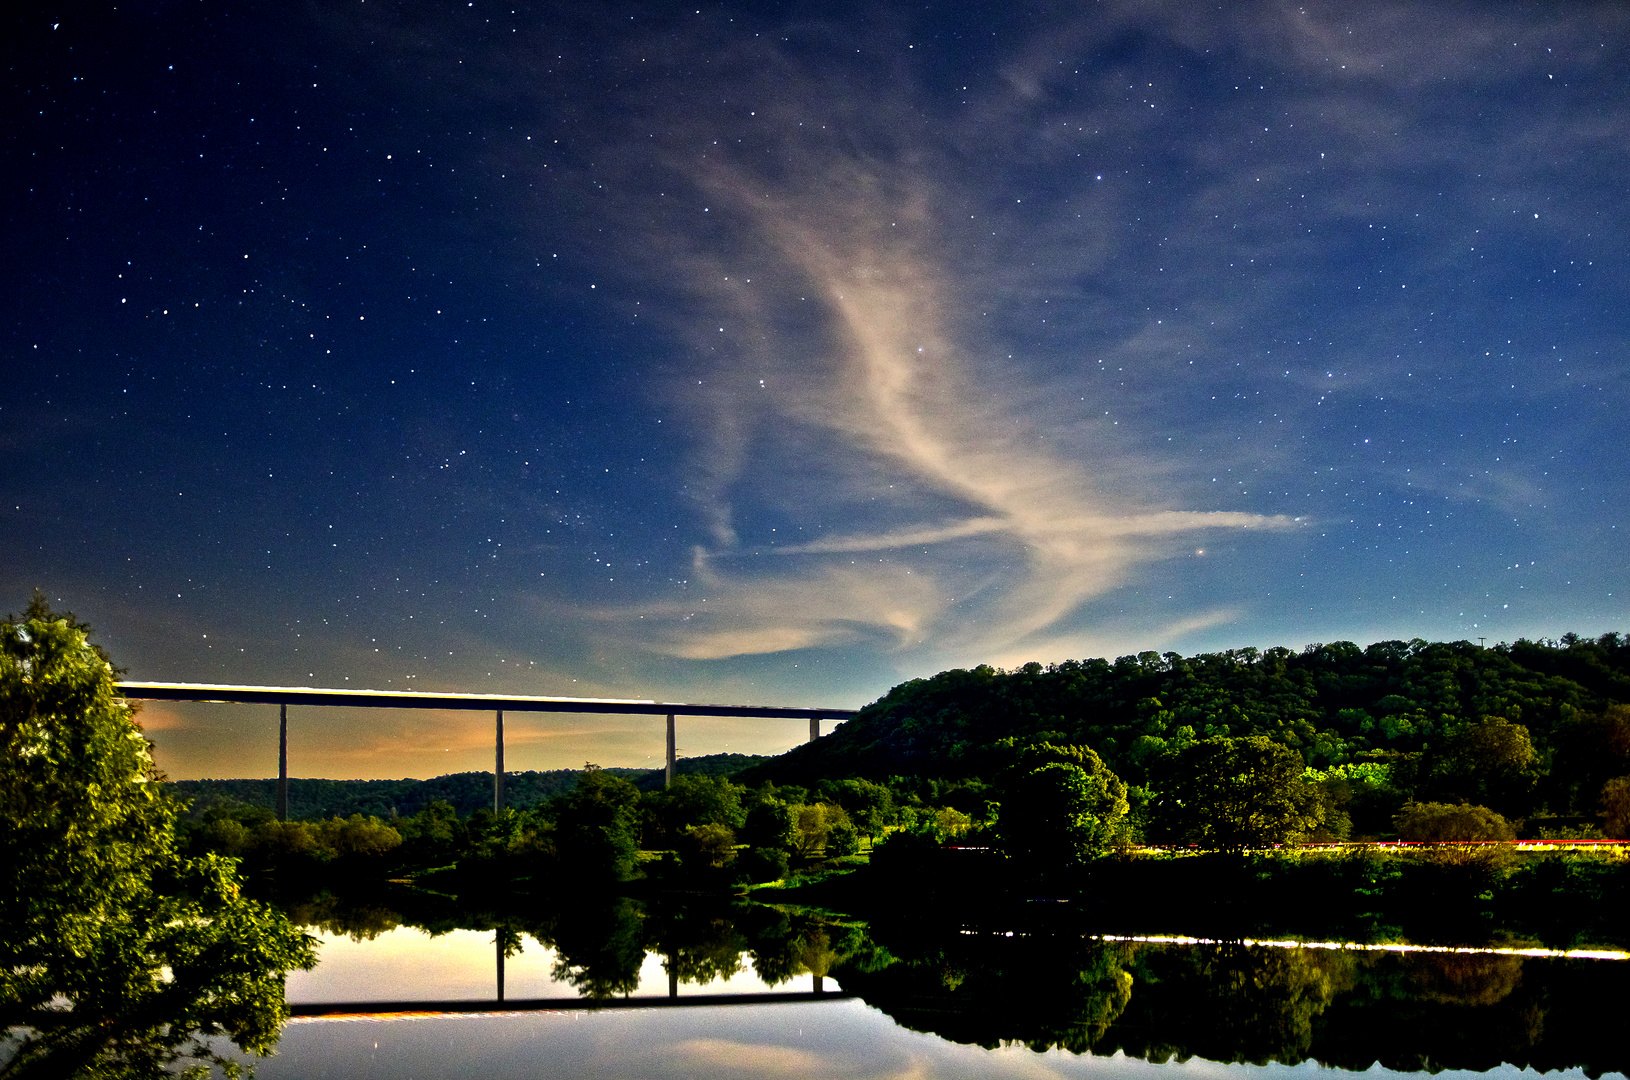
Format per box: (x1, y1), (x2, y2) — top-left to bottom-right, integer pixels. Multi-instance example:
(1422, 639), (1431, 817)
(763, 842), (1630, 950)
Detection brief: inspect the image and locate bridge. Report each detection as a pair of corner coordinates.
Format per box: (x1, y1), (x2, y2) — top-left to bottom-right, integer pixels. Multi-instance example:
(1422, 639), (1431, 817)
(116, 682), (859, 819)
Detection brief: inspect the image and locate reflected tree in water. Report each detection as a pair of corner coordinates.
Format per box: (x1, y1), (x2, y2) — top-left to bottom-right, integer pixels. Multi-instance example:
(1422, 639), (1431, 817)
(283, 893), (404, 943)
(834, 928), (1138, 1054)
(543, 897), (646, 999)
(647, 906), (747, 988)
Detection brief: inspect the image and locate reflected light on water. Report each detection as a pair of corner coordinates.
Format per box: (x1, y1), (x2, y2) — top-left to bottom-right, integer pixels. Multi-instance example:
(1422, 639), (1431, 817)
(261, 1003), (1604, 1080)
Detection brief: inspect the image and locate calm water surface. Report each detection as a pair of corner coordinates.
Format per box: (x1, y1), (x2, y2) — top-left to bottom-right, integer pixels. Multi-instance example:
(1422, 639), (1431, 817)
(255, 918), (1628, 1080)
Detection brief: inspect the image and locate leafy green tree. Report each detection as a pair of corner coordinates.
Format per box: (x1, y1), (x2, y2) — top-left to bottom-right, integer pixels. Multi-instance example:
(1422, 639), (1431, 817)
(643, 774), (745, 848)
(316, 813), (404, 859)
(549, 766), (641, 880)
(397, 799), (466, 865)
(826, 818), (862, 857)
(1, 596), (316, 1078)
(823, 777), (896, 838)
(741, 798), (798, 853)
(1150, 736), (1324, 850)
(996, 744), (1129, 869)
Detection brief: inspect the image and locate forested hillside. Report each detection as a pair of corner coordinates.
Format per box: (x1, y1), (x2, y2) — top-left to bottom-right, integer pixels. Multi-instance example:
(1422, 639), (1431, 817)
(170, 753), (768, 820)
(751, 634), (1630, 826)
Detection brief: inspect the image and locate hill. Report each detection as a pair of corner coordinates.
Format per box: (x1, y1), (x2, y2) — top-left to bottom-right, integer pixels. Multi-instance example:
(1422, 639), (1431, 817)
(169, 753), (768, 820)
(746, 634), (1630, 820)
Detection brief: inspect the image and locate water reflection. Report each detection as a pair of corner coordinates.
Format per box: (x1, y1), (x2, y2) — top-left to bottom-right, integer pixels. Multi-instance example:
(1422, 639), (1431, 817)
(284, 891), (852, 1011)
(840, 923), (1628, 1076)
(274, 889), (1629, 1078)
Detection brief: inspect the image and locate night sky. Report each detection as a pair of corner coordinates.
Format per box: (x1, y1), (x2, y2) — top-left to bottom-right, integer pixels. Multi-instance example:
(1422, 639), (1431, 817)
(6, 1), (1628, 779)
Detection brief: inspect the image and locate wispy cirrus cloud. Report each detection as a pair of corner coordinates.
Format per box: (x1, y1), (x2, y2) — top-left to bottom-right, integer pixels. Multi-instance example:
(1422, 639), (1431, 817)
(554, 52), (1303, 665)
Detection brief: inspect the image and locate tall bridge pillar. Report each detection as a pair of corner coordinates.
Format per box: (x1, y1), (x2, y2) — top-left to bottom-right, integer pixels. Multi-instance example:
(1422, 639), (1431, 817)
(665, 712), (676, 788)
(277, 703), (288, 821)
(494, 709), (505, 812)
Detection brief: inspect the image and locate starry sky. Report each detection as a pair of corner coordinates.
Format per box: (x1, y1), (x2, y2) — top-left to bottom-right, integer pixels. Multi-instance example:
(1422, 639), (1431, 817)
(6, 1), (1628, 780)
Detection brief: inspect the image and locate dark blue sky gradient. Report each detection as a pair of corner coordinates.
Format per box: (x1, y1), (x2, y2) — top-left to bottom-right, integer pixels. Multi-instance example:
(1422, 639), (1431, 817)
(6, 1), (1628, 777)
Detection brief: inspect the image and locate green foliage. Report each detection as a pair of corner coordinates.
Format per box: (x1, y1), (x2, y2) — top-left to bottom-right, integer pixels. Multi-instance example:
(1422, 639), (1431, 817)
(1392, 801), (1517, 842)
(550, 768), (642, 880)
(642, 774), (745, 848)
(169, 767), (647, 821)
(819, 777), (896, 837)
(396, 799), (466, 864)
(1597, 776), (1630, 839)
(826, 818), (862, 857)
(747, 635), (1630, 827)
(674, 822), (738, 871)
(1, 596), (316, 1079)
(996, 743), (1129, 868)
(1422, 718), (1540, 816)
(741, 798), (799, 853)
(1151, 736), (1325, 850)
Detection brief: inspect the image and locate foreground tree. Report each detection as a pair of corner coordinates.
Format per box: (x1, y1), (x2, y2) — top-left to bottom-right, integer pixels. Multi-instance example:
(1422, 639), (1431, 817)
(1, 596), (315, 1078)
(1149, 736), (1324, 850)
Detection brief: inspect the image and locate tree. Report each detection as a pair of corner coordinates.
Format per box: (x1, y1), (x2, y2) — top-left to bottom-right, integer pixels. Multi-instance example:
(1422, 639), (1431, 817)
(996, 743), (1129, 869)
(1424, 718), (1540, 816)
(1599, 776), (1630, 839)
(549, 766), (642, 880)
(644, 774), (745, 847)
(1150, 736), (1324, 850)
(741, 798), (798, 853)
(1, 595), (316, 1078)
(1393, 800), (1516, 842)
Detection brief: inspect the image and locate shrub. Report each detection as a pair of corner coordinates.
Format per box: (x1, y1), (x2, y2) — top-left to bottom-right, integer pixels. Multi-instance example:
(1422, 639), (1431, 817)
(1393, 801), (1515, 842)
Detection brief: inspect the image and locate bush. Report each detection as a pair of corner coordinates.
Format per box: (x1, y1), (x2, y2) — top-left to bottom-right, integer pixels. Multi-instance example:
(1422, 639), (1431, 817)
(737, 846), (791, 883)
(1393, 801), (1515, 842)
(826, 820), (861, 857)
(677, 822), (738, 870)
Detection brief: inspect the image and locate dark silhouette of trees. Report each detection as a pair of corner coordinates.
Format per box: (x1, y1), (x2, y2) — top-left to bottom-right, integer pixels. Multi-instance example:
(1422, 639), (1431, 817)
(997, 743), (1128, 869)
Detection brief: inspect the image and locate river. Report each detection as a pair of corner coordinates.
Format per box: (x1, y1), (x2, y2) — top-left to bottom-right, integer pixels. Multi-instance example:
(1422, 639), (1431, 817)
(250, 897), (1629, 1080)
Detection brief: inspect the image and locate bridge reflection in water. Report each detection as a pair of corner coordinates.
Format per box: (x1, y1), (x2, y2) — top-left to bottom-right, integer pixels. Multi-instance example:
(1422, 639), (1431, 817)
(289, 981), (848, 1019)
(283, 926), (846, 1020)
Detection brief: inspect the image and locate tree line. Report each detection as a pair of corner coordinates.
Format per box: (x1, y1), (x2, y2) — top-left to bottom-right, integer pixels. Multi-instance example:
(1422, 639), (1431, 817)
(169, 754), (769, 821)
(177, 633), (1630, 891)
(179, 768), (983, 889)
(748, 634), (1630, 854)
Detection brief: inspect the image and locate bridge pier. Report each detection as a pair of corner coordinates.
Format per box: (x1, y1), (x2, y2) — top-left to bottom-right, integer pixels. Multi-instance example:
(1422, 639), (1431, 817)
(277, 703), (288, 821)
(665, 713), (676, 788)
(495, 709), (505, 812)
